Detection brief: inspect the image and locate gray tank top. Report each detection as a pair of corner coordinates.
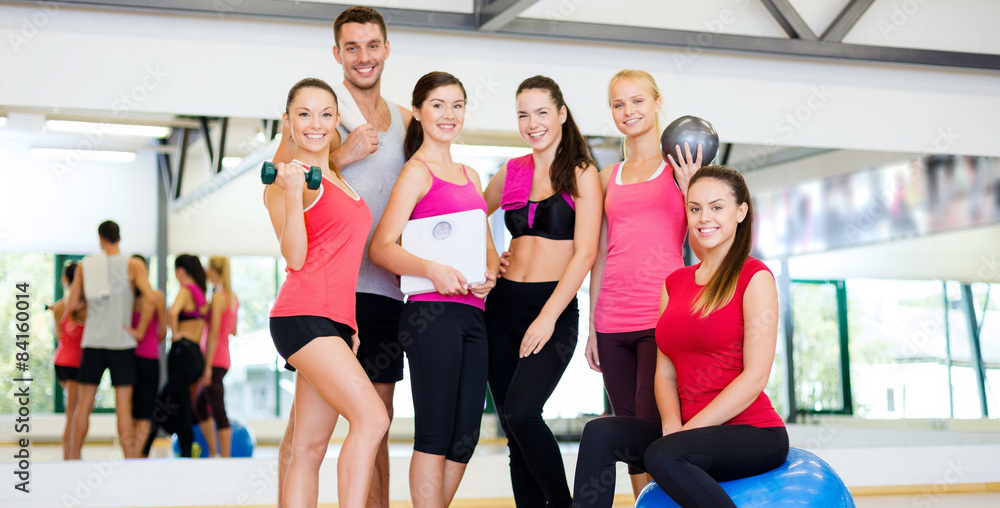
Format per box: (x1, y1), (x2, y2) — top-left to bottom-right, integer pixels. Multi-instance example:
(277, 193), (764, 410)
(81, 253), (137, 350)
(338, 98), (406, 301)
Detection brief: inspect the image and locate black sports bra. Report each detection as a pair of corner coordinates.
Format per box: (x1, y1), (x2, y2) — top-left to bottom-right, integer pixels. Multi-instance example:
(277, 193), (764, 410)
(504, 192), (575, 241)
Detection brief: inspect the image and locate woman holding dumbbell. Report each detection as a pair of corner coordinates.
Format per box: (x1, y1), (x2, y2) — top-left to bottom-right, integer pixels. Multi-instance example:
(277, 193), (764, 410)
(369, 71), (500, 508)
(587, 69), (704, 497)
(264, 77), (388, 508)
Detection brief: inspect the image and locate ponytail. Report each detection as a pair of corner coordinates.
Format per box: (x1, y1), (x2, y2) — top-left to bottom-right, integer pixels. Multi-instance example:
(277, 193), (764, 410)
(404, 116), (423, 160)
(208, 256), (235, 311)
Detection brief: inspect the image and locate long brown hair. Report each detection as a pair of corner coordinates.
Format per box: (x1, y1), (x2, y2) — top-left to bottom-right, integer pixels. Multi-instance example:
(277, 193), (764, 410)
(689, 165), (753, 317)
(516, 75), (593, 197)
(404, 71), (467, 160)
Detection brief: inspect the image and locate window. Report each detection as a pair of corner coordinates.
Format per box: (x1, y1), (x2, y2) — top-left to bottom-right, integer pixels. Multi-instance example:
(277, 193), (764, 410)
(847, 279), (950, 418)
(791, 281), (847, 413)
(0, 253), (57, 413)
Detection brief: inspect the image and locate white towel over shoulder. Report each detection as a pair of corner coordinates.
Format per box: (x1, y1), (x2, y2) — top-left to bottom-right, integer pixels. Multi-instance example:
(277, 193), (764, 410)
(333, 82), (366, 132)
(81, 254), (111, 300)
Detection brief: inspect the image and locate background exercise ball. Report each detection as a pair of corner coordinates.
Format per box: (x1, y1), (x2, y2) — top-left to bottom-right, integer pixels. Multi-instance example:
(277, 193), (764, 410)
(635, 448), (855, 507)
(229, 418), (257, 458)
(170, 425), (210, 458)
(660, 116), (720, 165)
(170, 418), (256, 457)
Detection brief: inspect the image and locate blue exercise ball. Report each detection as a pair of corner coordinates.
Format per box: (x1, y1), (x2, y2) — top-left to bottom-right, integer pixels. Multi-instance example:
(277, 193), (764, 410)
(170, 418), (255, 458)
(229, 418), (257, 458)
(635, 448), (855, 507)
(170, 425), (210, 458)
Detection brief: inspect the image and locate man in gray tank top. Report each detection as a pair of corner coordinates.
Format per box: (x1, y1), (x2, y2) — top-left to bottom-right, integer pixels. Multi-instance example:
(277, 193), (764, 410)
(66, 220), (156, 460)
(272, 7), (410, 508)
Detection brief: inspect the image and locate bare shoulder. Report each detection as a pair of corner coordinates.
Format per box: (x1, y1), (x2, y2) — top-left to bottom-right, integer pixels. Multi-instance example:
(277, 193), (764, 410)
(465, 166), (485, 192)
(599, 162), (616, 187)
(397, 104), (413, 129)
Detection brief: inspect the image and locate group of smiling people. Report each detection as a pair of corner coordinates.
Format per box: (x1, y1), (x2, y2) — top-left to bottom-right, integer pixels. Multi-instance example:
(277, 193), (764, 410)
(263, 6), (787, 508)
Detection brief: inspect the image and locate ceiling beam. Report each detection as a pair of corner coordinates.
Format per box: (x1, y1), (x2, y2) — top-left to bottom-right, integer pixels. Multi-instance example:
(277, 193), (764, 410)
(760, 0), (817, 40)
(477, 0), (541, 32)
(15, 0), (999, 71)
(498, 18), (1000, 71)
(822, 0), (875, 42)
(52, 0), (478, 30)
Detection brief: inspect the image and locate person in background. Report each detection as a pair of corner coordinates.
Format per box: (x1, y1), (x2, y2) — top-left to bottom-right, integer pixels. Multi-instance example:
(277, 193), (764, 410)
(126, 254), (167, 458)
(195, 255), (239, 457)
(50, 261), (85, 460)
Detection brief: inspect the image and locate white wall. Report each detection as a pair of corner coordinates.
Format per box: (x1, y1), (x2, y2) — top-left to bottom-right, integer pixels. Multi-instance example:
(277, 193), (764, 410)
(0, 136), (158, 254)
(2, 3), (1000, 157)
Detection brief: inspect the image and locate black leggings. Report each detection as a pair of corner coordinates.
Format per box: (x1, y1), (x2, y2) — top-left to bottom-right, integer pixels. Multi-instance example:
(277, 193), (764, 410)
(194, 367), (229, 429)
(573, 417), (789, 508)
(486, 278), (578, 508)
(142, 338), (205, 458)
(399, 301), (488, 464)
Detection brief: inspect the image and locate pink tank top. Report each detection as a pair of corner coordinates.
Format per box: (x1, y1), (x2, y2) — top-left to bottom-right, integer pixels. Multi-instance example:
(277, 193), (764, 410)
(407, 159), (488, 310)
(54, 309), (84, 368)
(594, 161), (687, 333)
(202, 292), (238, 370)
(270, 175), (372, 332)
(133, 311), (160, 359)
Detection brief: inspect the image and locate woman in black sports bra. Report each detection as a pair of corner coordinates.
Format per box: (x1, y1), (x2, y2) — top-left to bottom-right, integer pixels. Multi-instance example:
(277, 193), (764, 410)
(482, 75), (603, 508)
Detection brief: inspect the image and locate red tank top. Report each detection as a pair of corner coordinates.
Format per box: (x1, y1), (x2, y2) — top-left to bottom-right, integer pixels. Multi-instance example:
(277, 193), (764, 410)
(203, 292), (238, 369)
(656, 258), (784, 428)
(406, 159), (488, 310)
(54, 309), (84, 368)
(270, 175), (372, 332)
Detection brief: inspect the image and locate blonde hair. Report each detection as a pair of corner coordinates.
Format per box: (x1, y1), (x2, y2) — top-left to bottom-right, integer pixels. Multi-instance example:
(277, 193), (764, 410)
(208, 256), (235, 311)
(608, 69), (664, 160)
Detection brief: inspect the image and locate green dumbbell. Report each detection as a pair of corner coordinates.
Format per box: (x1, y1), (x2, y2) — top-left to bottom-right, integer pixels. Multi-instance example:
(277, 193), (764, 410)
(261, 161), (322, 190)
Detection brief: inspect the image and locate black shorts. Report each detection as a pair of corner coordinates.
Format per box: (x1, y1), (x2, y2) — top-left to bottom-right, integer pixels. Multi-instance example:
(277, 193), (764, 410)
(78, 348), (136, 386)
(132, 356), (160, 420)
(355, 293), (405, 383)
(270, 315), (353, 372)
(55, 365), (79, 383)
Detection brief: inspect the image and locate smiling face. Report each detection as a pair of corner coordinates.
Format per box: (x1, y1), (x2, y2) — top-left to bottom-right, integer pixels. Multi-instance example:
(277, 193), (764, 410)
(414, 84), (465, 144)
(333, 22), (389, 91)
(516, 88), (566, 152)
(686, 177), (748, 252)
(282, 86), (340, 155)
(609, 77), (660, 138)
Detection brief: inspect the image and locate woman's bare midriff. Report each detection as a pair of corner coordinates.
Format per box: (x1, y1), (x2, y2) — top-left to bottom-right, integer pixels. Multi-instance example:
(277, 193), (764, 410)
(502, 236), (574, 282)
(175, 320), (204, 344)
